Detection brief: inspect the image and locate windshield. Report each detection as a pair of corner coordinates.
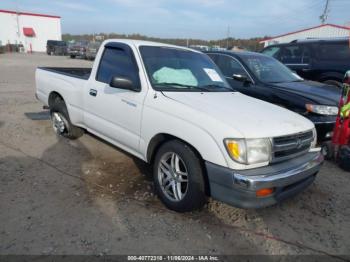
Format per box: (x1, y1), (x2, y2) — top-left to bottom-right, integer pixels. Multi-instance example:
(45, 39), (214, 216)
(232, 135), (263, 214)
(56, 41), (66, 46)
(89, 42), (101, 48)
(74, 41), (89, 47)
(48, 41), (66, 46)
(139, 46), (233, 92)
(241, 55), (303, 83)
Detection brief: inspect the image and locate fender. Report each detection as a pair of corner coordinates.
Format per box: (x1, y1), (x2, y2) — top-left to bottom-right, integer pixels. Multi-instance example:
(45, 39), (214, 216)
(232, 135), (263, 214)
(140, 106), (229, 168)
(36, 69), (85, 126)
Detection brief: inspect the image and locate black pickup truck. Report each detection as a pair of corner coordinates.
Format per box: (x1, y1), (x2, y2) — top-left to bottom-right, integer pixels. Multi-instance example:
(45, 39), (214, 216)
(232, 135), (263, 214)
(206, 50), (341, 149)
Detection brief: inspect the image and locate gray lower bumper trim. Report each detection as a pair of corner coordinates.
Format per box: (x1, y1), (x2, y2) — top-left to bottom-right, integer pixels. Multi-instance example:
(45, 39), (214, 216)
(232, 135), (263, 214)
(206, 151), (323, 209)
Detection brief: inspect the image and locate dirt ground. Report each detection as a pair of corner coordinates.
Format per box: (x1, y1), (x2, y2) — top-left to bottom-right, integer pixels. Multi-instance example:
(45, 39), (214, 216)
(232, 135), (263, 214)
(0, 53), (349, 260)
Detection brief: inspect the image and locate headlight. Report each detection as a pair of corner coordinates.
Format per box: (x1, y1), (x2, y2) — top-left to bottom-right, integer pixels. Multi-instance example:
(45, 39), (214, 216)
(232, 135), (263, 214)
(224, 138), (271, 165)
(306, 104), (338, 115)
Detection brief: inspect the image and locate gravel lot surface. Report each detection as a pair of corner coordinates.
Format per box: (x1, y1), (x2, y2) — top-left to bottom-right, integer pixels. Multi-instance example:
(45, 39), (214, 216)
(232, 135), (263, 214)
(0, 53), (349, 260)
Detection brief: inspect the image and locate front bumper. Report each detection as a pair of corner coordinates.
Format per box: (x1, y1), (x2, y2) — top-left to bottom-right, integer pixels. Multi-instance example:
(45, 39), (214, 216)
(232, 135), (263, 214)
(315, 122), (335, 142)
(206, 151), (323, 209)
(68, 50), (85, 56)
(307, 114), (336, 142)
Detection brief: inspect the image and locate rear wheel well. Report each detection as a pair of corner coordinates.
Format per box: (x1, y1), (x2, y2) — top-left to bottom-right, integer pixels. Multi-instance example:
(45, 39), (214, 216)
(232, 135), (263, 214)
(147, 133), (211, 196)
(48, 92), (64, 108)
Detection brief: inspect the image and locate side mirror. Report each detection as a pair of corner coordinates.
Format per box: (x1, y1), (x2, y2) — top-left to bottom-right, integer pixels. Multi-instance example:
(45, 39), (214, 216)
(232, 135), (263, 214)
(110, 76), (139, 91)
(344, 70), (350, 85)
(233, 74), (251, 83)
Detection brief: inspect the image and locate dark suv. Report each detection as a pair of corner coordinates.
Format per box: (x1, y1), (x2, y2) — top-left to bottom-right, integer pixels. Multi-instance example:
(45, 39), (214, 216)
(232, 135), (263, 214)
(261, 38), (350, 88)
(46, 40), (67, 56)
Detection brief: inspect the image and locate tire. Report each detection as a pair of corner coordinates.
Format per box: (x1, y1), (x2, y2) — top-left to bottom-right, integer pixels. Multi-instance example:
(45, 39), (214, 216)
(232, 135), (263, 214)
(70, 55), (76, 59)
(321, 141), (334, 160)
(338, 146), (350, 172)
(50, 97), (84, 139)
(153, 140), (206, 212)
(323, 79), (342, 89)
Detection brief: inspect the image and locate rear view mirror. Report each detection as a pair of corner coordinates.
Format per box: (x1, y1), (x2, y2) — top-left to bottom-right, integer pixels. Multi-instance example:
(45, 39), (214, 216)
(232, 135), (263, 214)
(110, 76), (139, 91)
(233, 74), (251, 83)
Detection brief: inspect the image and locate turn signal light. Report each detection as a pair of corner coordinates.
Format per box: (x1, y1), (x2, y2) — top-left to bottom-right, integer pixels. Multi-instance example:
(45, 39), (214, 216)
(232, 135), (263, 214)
(256, 188), (274, 197)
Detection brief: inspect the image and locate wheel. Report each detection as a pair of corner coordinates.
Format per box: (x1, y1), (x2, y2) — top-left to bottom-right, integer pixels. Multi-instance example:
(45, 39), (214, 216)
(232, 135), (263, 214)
(323, 80), (342, 89)
(321, 141), (334, 160)
(70, 55), (76, 59)
(50, 97), (84, 139)
(153, 140), (206, 212)
(338, 146), (350, 171)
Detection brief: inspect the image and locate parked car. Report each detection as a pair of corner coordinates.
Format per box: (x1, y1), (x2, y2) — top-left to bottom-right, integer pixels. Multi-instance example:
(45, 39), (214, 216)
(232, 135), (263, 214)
(68, 41), (89, 59)
(46, 40), (67, 56)
(35, 40), (323, 212)
(85, 41), (101, 60)
(261, 38), (350, 88)
(206, 51), (341, 148)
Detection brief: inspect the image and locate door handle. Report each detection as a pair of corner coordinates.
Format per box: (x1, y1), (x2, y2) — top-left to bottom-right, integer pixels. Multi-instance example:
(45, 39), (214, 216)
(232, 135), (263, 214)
(89, 89), (97, 97)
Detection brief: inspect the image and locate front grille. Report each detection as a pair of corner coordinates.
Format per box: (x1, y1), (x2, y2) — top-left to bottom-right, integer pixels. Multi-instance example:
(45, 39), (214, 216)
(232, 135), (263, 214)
(271, 130), (314, 163)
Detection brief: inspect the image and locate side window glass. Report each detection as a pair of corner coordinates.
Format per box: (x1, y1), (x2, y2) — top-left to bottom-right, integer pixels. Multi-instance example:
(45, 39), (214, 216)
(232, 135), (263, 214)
(96, 47), (140, 88)
(216, 55), (246, 78)
(302, 46), (311, 64)
(262, 46), (281, 58)
(318, 43), (350, 60)
(281, 45), (303, 64)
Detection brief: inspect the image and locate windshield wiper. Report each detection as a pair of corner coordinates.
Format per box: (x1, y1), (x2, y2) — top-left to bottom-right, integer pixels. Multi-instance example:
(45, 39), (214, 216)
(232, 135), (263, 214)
(153, 83), (213, 91)
(199, 84), (235, 91)
(268, 81), (284, 84)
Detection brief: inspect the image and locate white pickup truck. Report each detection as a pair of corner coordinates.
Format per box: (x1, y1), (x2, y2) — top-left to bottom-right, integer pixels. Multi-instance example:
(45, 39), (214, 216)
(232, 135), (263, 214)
(36, 39), (323, 212)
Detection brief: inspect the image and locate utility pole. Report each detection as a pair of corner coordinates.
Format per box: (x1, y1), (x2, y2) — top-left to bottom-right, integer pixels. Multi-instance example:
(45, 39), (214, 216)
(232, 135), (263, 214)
(320, 0), (330, 24)
(226, 25), (230, 50)
(15, 0), (20, 38)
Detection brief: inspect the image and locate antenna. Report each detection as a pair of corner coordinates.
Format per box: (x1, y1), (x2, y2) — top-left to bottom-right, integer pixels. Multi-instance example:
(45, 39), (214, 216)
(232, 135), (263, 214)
(320, 0), (330, 24)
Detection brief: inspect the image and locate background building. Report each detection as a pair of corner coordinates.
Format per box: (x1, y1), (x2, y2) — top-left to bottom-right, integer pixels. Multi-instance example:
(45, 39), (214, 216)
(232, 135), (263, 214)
(261, 24), (350, 47)
(0, 9), (61, 52)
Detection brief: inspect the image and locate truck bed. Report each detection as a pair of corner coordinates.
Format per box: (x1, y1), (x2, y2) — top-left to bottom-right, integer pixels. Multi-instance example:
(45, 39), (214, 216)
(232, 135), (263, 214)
(38, 67), (92, 80)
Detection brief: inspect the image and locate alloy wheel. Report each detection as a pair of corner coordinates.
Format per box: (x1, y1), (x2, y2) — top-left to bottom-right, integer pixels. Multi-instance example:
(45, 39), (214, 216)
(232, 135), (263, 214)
(157, 152), (189, 202)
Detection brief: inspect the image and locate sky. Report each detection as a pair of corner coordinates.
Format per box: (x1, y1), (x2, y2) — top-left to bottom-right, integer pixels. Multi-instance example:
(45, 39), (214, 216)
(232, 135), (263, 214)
(1, 0), (349, 39)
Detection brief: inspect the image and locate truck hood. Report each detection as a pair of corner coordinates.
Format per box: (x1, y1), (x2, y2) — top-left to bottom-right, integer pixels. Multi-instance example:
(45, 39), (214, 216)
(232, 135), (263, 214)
(269, 81), (341, 106)
(162, 91), (314, 138)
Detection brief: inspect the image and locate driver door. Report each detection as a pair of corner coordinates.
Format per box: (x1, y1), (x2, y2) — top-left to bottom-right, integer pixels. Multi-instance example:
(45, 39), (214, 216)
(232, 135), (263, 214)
(84, 43), (145, 152)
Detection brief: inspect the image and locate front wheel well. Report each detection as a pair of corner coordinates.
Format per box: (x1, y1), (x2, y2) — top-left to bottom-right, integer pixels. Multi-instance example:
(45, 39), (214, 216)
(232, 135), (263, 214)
(147, 133), (211, 196)
(318, 72), (343, 82)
